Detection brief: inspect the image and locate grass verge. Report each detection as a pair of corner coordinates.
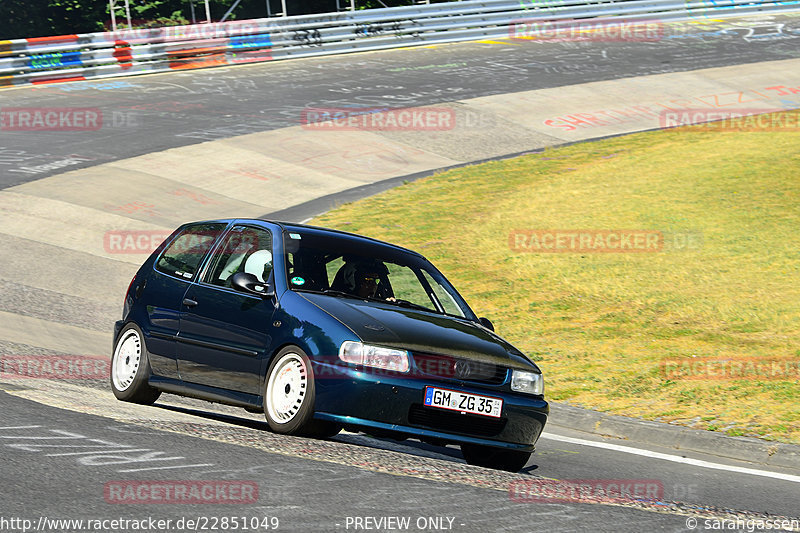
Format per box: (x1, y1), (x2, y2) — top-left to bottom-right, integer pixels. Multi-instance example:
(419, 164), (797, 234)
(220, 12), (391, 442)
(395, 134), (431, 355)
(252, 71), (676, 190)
(312, 115), (800, 444)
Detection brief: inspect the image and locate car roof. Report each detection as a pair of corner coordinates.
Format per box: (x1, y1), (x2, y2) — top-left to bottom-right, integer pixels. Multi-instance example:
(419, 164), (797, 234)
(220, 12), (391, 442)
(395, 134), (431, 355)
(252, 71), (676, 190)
(189, 218), (424, 258)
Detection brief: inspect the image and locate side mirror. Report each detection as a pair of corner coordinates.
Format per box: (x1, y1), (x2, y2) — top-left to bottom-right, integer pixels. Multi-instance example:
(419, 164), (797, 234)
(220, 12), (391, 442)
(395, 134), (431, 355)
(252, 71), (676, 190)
(479, 317), (494, 332)
(231, 272), (274, 297)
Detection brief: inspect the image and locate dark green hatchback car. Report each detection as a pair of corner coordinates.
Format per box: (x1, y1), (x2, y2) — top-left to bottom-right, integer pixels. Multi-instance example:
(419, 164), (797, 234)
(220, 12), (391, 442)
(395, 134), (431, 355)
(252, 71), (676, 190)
(111, 219), (548, 472)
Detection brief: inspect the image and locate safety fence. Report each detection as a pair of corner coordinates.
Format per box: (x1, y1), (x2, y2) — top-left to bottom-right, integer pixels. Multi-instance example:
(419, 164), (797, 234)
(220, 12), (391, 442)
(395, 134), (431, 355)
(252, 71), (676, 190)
(1, 0), (798, 87)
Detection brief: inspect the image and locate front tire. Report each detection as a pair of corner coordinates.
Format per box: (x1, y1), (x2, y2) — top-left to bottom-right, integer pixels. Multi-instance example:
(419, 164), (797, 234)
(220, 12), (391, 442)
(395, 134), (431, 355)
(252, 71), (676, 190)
(264, 346), (340, 438)
(461, 443), (532, 472)
(110, 324), (161, 404)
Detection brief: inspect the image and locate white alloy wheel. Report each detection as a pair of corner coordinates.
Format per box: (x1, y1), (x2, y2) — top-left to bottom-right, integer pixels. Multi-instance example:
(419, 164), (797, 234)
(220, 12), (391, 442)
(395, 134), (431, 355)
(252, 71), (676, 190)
(110, 324), (160, 404)
(266, 352), (308, 424)
(112, 329), (142, 392)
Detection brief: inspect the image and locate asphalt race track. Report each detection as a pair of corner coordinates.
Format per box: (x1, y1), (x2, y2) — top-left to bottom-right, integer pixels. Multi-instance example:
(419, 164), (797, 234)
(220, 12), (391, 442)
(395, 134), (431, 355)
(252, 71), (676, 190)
(1, 12), (800, 533)
(3, 15), (800, 187)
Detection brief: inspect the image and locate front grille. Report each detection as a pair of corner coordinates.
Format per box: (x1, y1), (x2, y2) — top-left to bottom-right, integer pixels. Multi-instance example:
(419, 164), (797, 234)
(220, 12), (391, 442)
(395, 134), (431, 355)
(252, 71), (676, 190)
(408, 404), (507, 437)
(412, 352), (507, 384)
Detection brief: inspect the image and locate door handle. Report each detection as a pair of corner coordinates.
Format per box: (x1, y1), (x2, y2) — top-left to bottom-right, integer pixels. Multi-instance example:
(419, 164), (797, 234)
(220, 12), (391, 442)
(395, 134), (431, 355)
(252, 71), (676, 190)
(182, 298), (198, 308)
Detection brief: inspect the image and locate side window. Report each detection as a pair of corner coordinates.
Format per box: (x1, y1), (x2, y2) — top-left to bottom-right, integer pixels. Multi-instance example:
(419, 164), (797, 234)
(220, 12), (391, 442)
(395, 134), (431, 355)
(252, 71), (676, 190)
(155, 223), (225, 280)
(204, 226), (273, 287)
(286, 249), (327, 291)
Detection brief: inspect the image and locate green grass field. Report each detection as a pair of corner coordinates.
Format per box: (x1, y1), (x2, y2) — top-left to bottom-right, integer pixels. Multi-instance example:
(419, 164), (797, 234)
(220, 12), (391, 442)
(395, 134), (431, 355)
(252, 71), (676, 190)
(312, 114), (800, 444)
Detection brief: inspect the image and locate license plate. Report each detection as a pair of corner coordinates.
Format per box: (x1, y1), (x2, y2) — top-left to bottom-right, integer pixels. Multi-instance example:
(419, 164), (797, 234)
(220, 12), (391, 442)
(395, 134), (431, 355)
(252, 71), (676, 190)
(423, 386), (503, 418)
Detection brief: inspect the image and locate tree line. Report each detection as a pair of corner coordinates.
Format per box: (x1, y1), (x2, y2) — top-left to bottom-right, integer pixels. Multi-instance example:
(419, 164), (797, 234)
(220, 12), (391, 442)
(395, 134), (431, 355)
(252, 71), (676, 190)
(0, 0), (424, 40)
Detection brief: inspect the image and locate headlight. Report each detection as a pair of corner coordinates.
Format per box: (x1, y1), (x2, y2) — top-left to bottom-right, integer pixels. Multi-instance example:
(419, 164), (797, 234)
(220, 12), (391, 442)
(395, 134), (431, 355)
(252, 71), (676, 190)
(511, 370), (544, 395)
(339, 341), (410, 373)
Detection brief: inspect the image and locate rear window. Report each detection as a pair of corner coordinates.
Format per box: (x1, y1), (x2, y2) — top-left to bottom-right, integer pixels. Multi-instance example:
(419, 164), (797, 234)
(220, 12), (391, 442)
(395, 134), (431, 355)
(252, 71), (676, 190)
(155, 223), (226, 280)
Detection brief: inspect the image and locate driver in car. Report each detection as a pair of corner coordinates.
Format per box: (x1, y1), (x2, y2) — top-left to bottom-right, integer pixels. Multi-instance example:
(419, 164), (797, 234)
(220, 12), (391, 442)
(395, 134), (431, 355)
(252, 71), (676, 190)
(340, 260), (393, 300)
(356, 270), (381, 299)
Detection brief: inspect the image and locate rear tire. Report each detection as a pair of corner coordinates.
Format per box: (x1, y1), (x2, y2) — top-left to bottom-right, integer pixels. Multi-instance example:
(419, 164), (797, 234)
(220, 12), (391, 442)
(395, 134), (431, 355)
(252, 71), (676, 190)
(264, 346), (340, 438)
(110, 324), (161, 404)
(461, 443), (531, 472)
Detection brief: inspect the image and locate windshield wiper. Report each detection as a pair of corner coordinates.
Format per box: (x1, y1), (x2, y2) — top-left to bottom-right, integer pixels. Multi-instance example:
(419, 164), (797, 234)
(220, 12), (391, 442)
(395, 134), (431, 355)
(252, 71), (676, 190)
(322, 289), (356, 298)
(378, 297), (436, 313)
(295, 288), (354, 298)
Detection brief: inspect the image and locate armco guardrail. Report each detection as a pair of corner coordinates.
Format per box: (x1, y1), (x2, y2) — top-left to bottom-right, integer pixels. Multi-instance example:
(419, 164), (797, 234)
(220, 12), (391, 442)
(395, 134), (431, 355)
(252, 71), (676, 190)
(1, 0), (798, 87)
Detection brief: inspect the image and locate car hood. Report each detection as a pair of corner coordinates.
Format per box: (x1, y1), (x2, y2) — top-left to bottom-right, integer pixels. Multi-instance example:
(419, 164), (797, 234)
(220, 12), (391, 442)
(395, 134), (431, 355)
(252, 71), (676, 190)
(297, 292), (540, 372)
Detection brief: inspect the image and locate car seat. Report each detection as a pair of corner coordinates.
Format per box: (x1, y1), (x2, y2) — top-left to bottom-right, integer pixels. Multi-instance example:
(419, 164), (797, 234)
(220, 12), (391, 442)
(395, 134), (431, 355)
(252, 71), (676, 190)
(244, 250), (273, 283)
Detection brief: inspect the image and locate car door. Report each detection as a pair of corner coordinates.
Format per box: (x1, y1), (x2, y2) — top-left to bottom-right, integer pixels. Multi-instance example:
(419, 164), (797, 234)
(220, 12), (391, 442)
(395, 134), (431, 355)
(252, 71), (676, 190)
(176, 224), (277, 395)
(144, 222), (227, 379)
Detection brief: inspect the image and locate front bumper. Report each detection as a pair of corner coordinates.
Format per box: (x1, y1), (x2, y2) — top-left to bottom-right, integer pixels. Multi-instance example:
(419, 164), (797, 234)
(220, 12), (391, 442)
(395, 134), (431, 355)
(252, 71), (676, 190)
(312, 360), (548, 451)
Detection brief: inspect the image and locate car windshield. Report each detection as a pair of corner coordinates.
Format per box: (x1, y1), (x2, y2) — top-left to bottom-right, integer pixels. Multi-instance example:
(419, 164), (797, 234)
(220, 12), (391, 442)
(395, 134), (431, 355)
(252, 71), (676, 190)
(282, 229), (474, 319)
